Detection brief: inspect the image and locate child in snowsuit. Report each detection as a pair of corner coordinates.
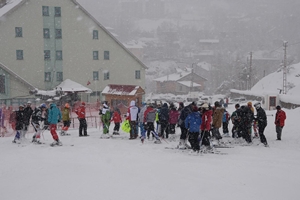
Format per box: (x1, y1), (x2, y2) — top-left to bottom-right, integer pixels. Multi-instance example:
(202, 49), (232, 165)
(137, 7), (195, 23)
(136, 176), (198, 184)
(185, 106), (202, 153)
(111, 107), (122, 135)
(61, 103), (71, 136)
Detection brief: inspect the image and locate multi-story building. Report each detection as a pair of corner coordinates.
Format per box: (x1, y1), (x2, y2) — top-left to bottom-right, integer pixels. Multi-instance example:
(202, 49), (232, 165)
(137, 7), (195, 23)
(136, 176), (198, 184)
(0, 0), (147, 105)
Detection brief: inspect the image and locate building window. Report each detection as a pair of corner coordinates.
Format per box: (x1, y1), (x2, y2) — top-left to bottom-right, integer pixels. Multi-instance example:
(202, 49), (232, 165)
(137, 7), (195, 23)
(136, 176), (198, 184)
(0, 75), (5, 94)
(56, 72), (63, 81)
(45, 72), (51, 82)
(42, 6), (49, 16)
(104, 51), (110, 60)
(55, 29), (62, 39)
(135, 70), (141, 79)
(16, 50), (23, 60)
(43, 28), (50, 38)
(15, 27), (22, 37)
(56, 51), (62, 60)
(104, 71), (110, 80)
(93, 51), (99, 60)
(93, 71), (99, 80)
(55, 7), (61, 17)
(44, 50), (50, 60)
(93, 30), (98, 39)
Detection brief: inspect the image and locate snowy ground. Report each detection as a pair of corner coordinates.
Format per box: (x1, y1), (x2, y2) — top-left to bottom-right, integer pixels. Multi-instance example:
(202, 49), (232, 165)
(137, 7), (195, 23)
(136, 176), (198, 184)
(1, 104), (300, 200)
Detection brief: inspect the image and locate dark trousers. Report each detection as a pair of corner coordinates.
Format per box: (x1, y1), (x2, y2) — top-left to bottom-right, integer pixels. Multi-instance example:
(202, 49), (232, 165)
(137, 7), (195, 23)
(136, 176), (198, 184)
(258, 125), (267, 144)
(222, 122), (229, 134)
(160, 120), (168, 138)
(129, 121), (138, 138)
(239, 126), (252, 143)
(79, 118), (87, 136)
(199, 130), (210, 147)
(232, 125), (238, 138)
(113, 122), (120, 131)
(180, 126), (188, 140)
(276, 126), (283, 139)
(169, 124), (176, 135)
(146, 122), (154, 138)
(212, 128), (222, 140)
(188, 132), (200, 151)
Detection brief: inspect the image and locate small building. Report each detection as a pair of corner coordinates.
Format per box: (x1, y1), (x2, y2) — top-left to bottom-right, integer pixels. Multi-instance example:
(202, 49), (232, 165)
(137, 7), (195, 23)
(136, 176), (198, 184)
(154, 68), (207, 95)
(102, 84), (145, 115)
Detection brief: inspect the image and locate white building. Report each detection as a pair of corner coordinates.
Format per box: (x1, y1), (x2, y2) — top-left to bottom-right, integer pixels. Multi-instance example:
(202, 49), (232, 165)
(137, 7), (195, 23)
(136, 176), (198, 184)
(0, 0), (147, 105)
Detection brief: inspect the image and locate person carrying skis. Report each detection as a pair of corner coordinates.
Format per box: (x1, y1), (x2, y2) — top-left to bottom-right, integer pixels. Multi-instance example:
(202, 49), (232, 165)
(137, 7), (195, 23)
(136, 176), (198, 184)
(185, 106), (202, 154)
(31, 104), (43, 144)
(254, 102), (268, 146)
(111, 106), (122, 135)
(275, 105), (286, 140)
(158, 103), (169, 138)
(61, 103), (71, 136)
(75, 102), (88, 137)
(12, 105), (25, 143)
(48, 103), (62, 146)
(199, 103), (213, 151)
(222, 109), (230, 137)
(168, 103), (179, 140)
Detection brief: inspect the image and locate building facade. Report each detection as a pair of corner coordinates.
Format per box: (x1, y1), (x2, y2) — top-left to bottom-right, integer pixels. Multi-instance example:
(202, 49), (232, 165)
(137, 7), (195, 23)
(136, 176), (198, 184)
(0, 0), (147, 105)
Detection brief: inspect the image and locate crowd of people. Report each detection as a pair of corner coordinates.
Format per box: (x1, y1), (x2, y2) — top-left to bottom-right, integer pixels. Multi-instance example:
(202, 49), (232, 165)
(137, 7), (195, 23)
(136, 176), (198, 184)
(2, 98), (286, 151)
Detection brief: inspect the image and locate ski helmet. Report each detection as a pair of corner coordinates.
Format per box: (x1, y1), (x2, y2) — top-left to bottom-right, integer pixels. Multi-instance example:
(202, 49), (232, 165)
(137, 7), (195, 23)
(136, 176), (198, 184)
(254, 102), (261, 109)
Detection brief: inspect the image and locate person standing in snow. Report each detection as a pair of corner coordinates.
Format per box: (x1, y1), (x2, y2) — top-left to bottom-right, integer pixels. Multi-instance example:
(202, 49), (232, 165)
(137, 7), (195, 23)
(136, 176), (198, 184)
(12, 105), (25, 143)
(230, 104), (241, 138)
(211, 101), (224, 141)
(168, 103), (180, 140)
(247, 102), (258, 138)
(199, 103), (213, 151)
(254, 102), (268, 147)
(177, 102), (196, 149)
(61, 103), (71, 136)
(158, 103), (169, 138)
(275, 105), (286, 140)
(127, 100), (139, 139)
(111, 106), (122, 135)
(238, 105), (253, 144)
(185, 106), (202, 154)
(75, 102), (88, 137)
(138, 102), (147, 141)
(48, 103), (62, 146)
(31, 104), (43, 144)
(222, 109), (230, 137)
(23, 101), (33, 136)
(144, 103), (160, 143)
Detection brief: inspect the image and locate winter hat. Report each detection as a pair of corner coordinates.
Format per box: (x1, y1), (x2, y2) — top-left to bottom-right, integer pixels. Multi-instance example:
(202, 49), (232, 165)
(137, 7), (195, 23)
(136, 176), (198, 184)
(254, 102), (261, 109)
(276, 105), (281, 110)
(235, 104), (240, 108)
(81, 102), (86, 106)
(40, 103), (46, 108)
(200, 103), (209, 109)
(214, 101), (220, 107)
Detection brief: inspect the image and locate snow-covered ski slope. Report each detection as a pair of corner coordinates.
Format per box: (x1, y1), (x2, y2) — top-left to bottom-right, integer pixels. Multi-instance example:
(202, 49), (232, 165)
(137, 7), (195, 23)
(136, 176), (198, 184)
(1, 104), (299, 200)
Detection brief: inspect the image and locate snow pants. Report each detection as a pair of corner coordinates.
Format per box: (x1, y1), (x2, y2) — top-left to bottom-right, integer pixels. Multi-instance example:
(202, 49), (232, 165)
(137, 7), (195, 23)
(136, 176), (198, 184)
(222, 122), (229, 134)
(62, 120), (71, 131)
(50, 124), (59, 141)
(258, 125), (267, 144)
(79, 118), (87, 136)
(188, 131), (200, 151)
(199, 130), (210, 147)
(179, 126), (188, 140)
(160, 120), (168, 138)
(113, 122), (120, 132)
(276, 126), (283, 140)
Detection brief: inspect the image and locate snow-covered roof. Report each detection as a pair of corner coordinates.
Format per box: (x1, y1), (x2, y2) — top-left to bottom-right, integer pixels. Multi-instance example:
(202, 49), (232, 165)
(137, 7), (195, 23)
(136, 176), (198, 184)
(0, 0), (23, 18)
(177, 81), (201, 87)
(55, 79), (92, 93)
(154, 69), (192, 82)
(102, 84), (144, 96)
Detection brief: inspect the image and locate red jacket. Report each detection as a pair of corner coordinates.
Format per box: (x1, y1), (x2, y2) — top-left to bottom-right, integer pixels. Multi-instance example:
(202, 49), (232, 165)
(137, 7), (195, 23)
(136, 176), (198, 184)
(75, 106), (85, 119)
(200, 110), (212, 131)
(111, 111), (122, 123)
(275, 110), (286, 127)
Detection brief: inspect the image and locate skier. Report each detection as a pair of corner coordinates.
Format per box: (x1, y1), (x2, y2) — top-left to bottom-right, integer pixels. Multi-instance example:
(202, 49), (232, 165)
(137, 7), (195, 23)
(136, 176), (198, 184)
(254, 102), (268, 147)
(274, 105), (286, 140)
(144, 103), (160, 143)
(48, 103), (62, 146)
(12, 105), (25, 143)
(222, 109), (230, 137)
(185, 106), (202, 154)
(211, 101), (224, 141)
(111, 106), (122, 135)
(40, 103), (49, 131)
(177, 102), (196, 149)
(199, 103), (213, 151)
(238, 105), (253, 144)
(168, 103), (180, 141)
(23, 101), (33, 137)
(75, 102), (88, 137)
(31, 104), (43, 144)
(158, 103), (169, 138)
(230, 104), (241, 138)
(61, 103), (71, 136)
(127, 100), (139, 139)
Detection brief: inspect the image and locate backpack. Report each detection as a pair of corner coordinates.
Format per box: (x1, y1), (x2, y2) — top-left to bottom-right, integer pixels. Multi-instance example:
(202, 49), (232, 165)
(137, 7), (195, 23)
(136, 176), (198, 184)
(146, 110), (156, 122)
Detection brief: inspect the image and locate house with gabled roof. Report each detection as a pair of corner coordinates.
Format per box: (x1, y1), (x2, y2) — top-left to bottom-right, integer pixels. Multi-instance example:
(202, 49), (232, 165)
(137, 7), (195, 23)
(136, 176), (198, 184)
(153, 68), (207, 95)
(0, 0), (147, 105)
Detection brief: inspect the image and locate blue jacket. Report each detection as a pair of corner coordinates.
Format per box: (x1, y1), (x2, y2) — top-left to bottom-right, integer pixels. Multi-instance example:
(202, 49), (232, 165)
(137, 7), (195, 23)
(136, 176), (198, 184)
(185, 111), (202, 132)
(48, 103), (62, 124)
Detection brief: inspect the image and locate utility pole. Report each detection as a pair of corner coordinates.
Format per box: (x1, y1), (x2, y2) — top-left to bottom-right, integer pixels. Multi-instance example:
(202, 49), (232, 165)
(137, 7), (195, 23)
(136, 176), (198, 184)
(249, 52), (252, 90)
(190, 63), (195, 97)
(283, 41), (288, 94)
